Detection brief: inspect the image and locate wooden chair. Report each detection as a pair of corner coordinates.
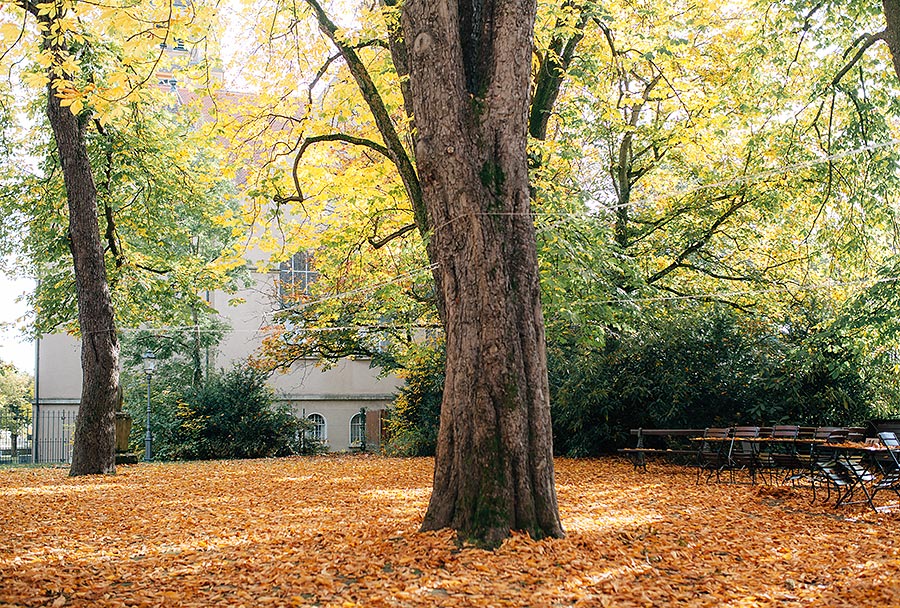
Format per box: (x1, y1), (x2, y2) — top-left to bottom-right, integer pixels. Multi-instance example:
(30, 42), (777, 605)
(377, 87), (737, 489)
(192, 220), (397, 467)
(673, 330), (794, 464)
(847, 427), (866, 442)
(695, 427), (730, 484)
(725, 426), (761, 484)
(761, 424), (800, 483)
(872, 432), (900, 505)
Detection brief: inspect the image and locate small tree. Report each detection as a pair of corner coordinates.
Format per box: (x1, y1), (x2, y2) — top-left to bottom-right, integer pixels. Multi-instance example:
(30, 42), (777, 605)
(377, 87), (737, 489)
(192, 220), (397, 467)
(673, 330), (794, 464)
(2, 0), (223, 475)
(0, 362), (33, 459)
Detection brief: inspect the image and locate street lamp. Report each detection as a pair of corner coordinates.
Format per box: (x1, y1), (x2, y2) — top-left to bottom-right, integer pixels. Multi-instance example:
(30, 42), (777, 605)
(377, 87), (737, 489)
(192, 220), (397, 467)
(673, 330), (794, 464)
(142, 349), (157, 462)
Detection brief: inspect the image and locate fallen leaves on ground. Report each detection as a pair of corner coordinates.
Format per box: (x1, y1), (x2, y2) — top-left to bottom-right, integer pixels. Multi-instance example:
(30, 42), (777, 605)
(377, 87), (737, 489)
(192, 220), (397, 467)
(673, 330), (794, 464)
(1, 456), (899, 607)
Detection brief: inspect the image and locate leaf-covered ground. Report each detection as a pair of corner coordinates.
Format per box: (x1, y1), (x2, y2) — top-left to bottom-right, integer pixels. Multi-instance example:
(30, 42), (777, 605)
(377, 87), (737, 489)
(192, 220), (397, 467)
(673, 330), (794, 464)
(1, 456), (898, 607)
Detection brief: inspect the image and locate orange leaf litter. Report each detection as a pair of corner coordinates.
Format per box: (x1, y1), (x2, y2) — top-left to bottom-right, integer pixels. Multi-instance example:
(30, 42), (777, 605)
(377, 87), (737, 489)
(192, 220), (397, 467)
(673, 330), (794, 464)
(1, 456), (899, 607)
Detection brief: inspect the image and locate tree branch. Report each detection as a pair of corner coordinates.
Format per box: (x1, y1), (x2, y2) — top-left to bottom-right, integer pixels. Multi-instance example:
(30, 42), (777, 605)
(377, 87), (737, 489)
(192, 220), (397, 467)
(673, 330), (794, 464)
(303, 0), (427, 234)
(529, 0), (590, 140)
(655, 284), (754, 314)
(368, 222), (416, 249)
(883, 0), (900, 81)
(279, 132), (394, 206)
(352, 39), (388, 50)
(136, 263), (173, 275)
(0, 8), (28, 66)
(381, 0), (415, 128)
(831, 30), (886, 87)
(301, 133), (391, 160)
(92, 119), (124, 272)
(646, 190), (750, 285)
(13, 0), (39, 17)
(308, 53), (341, 106)
(676, 263), (754, 283)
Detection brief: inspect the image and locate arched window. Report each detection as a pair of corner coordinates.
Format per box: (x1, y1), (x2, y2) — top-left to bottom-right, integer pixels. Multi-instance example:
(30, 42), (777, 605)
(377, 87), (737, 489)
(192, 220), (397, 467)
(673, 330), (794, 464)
(350, 412), (366, 445)
(306, 413), (326, 442)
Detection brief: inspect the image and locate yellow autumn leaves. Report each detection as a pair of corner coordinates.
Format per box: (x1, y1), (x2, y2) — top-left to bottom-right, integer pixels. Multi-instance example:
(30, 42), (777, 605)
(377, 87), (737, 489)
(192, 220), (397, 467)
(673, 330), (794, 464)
(1, 0), (219, 122)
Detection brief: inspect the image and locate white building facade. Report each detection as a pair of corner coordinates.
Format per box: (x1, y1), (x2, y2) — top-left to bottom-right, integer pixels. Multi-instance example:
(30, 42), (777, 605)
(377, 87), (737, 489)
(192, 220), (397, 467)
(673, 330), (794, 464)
(32, 261), (402, 462)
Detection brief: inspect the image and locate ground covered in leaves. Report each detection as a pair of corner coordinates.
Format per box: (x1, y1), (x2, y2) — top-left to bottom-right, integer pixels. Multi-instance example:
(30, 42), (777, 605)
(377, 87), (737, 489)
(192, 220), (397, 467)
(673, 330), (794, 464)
(1, 456), (899, 607)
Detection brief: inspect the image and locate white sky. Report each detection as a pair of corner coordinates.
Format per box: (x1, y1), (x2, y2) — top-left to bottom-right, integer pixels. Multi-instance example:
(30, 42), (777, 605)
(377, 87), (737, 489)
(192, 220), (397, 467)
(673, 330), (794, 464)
(0, 274), (34, 374)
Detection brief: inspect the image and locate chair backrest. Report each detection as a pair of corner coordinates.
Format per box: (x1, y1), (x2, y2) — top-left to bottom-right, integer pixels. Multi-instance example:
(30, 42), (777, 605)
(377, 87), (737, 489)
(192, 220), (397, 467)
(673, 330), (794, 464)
(772, 425), (800, 439)
(826, 429), (849, 443)
(876, 432), (900, 469)
(814, 426), (843, 440)
(733, 426), (760, 438)
(847, 427), (866, 442)
(704, 427), (730, 439)
(879, 431), (900, 448)
(797, 427), (816, 439)
(698, 427), (730, 459)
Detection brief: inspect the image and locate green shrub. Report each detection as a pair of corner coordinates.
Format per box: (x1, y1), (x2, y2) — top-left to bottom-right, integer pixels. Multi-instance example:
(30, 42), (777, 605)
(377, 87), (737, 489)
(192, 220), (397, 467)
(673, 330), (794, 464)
(383, 343), (444, 456)
(374, 304), (888, 459)
(129, 365), (320, 461)
(550, 304), (878, 456)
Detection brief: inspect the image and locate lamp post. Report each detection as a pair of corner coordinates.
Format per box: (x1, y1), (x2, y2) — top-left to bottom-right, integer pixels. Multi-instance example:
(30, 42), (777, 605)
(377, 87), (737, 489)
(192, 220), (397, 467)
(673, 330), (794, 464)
(142, 349), (157, 461)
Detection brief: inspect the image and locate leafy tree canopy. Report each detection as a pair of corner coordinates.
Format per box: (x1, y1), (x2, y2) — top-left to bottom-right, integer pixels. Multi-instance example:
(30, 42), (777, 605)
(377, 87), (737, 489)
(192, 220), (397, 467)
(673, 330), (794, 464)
(0, 361), (32, 433)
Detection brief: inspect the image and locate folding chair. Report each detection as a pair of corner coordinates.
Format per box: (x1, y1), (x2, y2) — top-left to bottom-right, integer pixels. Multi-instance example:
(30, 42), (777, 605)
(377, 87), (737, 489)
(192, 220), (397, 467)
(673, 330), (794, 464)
(787, 426), (827, 485)
(872, 432), (900, 504)
(695, 427), (730, 484)
(725, 426), (761, 484)
(761, 424), (800, 484)
(809, 429), (853, 505)
(833, 433), (878, 509)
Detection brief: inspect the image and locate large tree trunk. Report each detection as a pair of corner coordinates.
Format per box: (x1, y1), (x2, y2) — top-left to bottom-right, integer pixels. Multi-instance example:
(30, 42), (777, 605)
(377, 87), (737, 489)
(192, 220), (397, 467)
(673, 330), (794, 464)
(46, 87), (120, 476)
(402, 0), (563, 546)
(884, 0), (900, 81)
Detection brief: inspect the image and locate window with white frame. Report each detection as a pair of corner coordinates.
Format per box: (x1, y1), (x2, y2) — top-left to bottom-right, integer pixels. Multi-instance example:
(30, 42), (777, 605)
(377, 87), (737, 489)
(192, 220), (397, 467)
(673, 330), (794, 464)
(278, 251), (317, 307)
(306, 413), (326, 442)
(350, 412), (366, 445)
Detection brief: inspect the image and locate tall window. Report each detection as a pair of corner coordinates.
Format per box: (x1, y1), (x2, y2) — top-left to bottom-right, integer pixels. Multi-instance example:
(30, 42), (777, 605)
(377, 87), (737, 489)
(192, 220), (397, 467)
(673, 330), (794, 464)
(278, 251), (317, 307)
(306, 413), (326, 442)
(350, 412), (366, 445)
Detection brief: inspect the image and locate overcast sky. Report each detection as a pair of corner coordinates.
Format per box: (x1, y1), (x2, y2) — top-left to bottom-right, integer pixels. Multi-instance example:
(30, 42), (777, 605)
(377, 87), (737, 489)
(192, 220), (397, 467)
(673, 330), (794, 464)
(0, 274), (34, 374)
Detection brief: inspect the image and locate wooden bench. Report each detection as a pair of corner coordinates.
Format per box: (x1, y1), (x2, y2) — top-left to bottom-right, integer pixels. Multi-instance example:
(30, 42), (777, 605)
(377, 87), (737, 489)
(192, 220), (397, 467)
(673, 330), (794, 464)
(618, 428), (706, 471)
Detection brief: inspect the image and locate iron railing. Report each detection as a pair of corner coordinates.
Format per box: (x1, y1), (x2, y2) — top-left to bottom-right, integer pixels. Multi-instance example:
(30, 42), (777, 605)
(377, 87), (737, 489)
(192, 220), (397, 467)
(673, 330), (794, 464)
(0, 409), (32, 465)
(32, 408), (78, 464)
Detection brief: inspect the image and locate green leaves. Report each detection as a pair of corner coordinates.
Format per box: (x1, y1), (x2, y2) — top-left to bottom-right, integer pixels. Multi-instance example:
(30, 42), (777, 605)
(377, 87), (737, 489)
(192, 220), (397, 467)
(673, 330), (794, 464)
(0, 361), (32, 434)
(549, 302), (880, 457)
(9, 91), (244, 335)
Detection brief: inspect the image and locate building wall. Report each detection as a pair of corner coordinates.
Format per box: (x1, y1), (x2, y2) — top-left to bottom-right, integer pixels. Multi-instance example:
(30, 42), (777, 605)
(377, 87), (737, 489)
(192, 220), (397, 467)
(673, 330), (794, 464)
(34, 267), (402, 457)
(289, 400), (387, 451)
(35, 334), (83, 402)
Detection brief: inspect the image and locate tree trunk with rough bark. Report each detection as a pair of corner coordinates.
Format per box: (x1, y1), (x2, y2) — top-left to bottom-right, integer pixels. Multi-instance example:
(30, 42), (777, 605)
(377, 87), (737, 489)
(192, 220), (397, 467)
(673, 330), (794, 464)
(402, 0), (563, 546)
(884, 0), (900, 80)
(46, 86), (120, 476)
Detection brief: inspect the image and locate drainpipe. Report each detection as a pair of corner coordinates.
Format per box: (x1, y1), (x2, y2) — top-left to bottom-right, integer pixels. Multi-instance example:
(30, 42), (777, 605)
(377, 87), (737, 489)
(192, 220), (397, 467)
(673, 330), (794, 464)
(32, 333), (39, 464)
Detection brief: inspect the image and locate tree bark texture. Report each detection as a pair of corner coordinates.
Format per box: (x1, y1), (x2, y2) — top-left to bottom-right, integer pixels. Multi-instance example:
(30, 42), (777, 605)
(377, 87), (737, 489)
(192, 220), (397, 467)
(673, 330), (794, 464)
(884, 0), (900, 81)
(402, 0), (564, 545)
(46, 88), (120, 476)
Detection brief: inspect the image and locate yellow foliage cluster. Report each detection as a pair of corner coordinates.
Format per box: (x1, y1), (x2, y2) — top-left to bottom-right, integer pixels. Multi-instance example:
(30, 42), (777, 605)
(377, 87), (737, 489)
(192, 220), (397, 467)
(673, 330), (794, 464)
(2, 0), (219, 124)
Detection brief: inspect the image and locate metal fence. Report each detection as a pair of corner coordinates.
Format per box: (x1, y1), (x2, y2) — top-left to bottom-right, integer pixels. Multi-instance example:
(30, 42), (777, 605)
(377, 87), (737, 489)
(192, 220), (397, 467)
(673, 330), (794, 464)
(0, 410), (33, 465)
(33, 408), (78, 464)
